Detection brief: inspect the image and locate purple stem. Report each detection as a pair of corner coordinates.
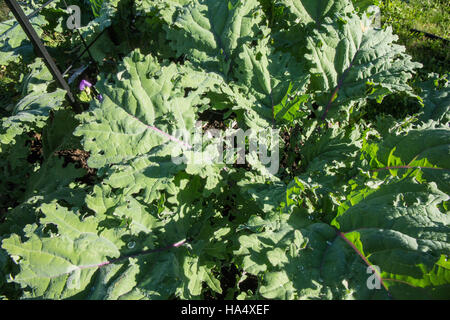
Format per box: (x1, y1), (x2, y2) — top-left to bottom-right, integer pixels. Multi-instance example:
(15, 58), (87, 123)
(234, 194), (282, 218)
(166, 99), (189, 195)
(337, 231), (390, 294)
(321, 51), (359, 121)
(130, 115), (192, 150)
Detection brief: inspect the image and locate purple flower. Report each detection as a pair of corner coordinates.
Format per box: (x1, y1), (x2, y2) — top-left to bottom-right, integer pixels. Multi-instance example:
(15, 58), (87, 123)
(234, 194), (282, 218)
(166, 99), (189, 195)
(97, 94), (103, 102)
(79, 79), (92, 91)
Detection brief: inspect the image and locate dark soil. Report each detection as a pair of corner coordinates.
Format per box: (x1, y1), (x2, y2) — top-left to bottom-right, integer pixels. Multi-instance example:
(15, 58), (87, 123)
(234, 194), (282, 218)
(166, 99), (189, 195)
(238, 273), (259, 293)
(198, 109), (230, 132)
(0, 132), (99, 223)
(0, 205), (9, 223)
(220, 264), (240, 298)
(55, 149), (98, 184)
(198, 109), (252, 171)
(26, 132), (43, 165)
(203, 264), (258, 300)
(280, 124), (302, 176)
(24, 131), (98, 185)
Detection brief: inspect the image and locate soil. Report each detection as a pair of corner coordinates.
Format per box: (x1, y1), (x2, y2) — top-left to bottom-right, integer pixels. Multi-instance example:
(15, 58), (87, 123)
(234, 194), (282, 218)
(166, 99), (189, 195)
(24, 130), (98, 184)
(203, 264), (259, 300)
(26, 132), (43, 165)
(280, 124), (302, 176)
(197, 109), (230, 132)
(238, 273), (259, 293)
(198, 109), (252, 171)
(55, 149), (98, 184)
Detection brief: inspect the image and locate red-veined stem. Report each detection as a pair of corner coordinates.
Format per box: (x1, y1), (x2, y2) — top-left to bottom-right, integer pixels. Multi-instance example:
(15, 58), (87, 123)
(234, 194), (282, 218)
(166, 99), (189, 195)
(337, 231), (391, 295)
(130, 114), (193, 150)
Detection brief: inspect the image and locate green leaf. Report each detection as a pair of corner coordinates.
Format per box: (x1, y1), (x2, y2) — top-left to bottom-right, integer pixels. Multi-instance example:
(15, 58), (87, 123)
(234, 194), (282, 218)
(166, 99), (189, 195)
(0, 15), (47, 65)
(352, 0), (377, 12)
(2, 202), (123, 299)
(165, 0), (264, 75)
(1, 0), (448, 301)
(2, 197), (223, 299)
(238, 171), (286, 212)
(75, 49), (221, 168)
(279, 0), (353, 25)
(232, 37), (310, 126)
(361, 126), (450, 193)
(236, 127), (450, 299)
(0, 58), (66, 146)
(306, 14), (421, 119)
(332, 180), (450, 299)
(418, 74), (450, 125)
(0, 156), (87, 238)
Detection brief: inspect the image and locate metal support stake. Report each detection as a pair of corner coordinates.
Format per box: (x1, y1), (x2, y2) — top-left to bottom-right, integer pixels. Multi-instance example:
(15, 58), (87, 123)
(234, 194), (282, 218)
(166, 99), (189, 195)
(4, 0), (82, 113)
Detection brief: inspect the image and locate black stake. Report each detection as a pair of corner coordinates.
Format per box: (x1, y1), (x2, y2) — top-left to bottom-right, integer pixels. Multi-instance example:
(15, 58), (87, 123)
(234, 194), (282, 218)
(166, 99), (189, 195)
(63, 28), (106, 76)
(4, 0), (82, 113)
(62, 0), (99, 73)
(410, 28), (449, 44)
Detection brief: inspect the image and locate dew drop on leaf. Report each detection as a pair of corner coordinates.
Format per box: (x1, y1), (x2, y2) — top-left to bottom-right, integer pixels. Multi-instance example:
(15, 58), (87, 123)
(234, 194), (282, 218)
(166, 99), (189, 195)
(127, 241), (136, 249)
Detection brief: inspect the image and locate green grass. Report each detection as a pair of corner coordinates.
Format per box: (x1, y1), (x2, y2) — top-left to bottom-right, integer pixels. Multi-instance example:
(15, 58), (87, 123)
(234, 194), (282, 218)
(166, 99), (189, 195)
(0, 1), (10, 22)
(0, 60), (30, 117)
(0, 2), (18, 115)
(382, 0), (449, 38)
(360, 0), (449, 122)
(378, 0), (450, 75)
